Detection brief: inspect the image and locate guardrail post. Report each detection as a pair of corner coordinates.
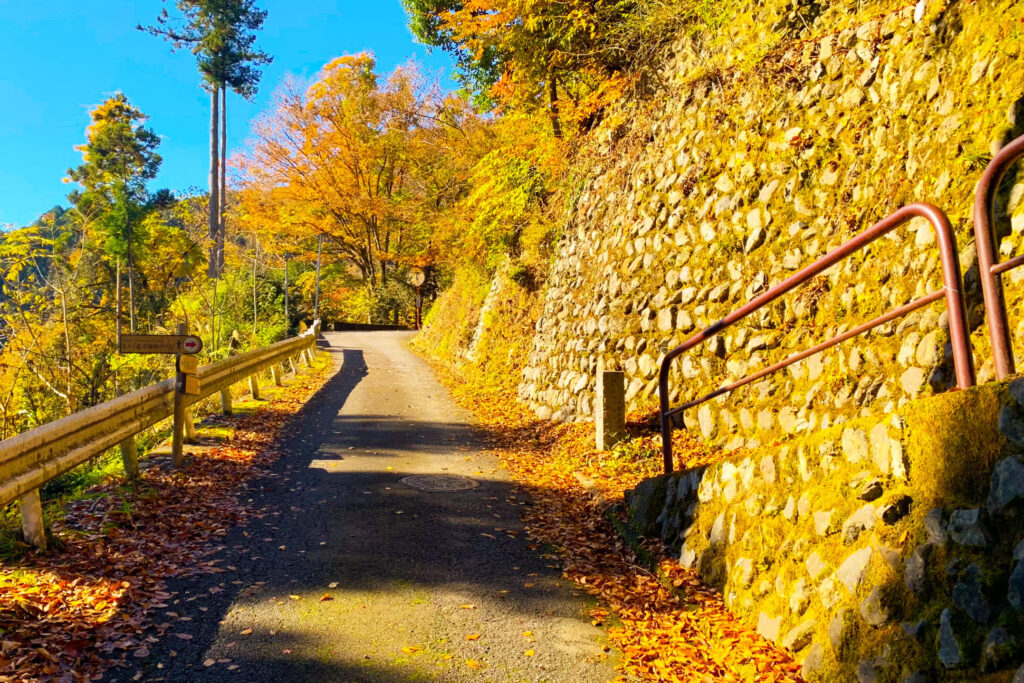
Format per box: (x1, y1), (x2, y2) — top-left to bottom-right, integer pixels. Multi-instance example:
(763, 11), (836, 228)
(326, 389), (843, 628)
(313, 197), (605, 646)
(172, 323), (188, 468)
(220, 389), (233, 415)
(249, 374), (261, 400)
(595, 360), (626, 451)
(184, 406), (197, 443)
(271, 365), (282, 386)
(119, 437), (139, 481)
(20, 489), (46, 550)
(301, 349), (311, 368)
(288, 356), (298, 374)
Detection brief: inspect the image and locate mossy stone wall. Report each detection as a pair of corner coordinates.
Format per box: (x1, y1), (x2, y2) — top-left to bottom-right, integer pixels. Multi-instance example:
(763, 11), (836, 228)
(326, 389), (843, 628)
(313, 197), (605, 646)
(519, 0), (1024, 445)
(624, 378), (1024, 680)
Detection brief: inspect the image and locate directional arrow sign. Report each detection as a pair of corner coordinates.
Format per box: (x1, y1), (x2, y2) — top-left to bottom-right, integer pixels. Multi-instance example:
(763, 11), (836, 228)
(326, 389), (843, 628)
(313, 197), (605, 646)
(119, 334), (204, 355)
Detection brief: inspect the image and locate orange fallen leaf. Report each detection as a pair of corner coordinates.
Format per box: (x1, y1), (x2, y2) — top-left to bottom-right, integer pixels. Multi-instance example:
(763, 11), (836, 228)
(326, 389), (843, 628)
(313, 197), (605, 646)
(320, 593), (334, 602)
(465, 633), (481, 641)
(401, 646), (421, 654)
(239, 628), (253, 636)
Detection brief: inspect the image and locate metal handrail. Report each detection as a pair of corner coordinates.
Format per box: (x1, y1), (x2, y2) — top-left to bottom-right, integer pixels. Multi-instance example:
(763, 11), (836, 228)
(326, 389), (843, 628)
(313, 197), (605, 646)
(973, 134), (1024, 380)
(658, 204), (975, 473)
(0, 321), (321, 508)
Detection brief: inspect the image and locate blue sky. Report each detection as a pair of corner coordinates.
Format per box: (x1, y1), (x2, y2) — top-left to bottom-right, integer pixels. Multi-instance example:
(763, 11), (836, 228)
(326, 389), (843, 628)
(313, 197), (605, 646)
(0, 1), (457, 228)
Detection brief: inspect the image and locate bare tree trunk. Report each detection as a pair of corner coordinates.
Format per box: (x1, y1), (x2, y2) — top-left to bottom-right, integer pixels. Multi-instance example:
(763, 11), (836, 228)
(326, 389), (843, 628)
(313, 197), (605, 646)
(220, 86), (227, 274)
(60, 288), (72, 413)
(252, 255), (258, 338)
(548, 67), (562, 139)
(208, 86), (221, 278)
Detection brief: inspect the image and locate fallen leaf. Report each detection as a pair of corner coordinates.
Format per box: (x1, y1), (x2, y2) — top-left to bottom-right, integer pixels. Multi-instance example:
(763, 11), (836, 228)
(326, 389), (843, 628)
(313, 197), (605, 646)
(240, 628), (253, 636)
(203, 658), (216, 667)
(524, 649), (535, 657)
(465, 659), (484, 669)
(465, 633), (481, 641)
(320, 594), (334, 602)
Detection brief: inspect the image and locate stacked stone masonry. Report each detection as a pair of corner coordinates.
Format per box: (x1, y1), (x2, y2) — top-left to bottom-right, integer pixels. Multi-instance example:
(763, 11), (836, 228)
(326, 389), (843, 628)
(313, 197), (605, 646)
(519, 0), (1024, 447)
(624, 378), (1024, 680)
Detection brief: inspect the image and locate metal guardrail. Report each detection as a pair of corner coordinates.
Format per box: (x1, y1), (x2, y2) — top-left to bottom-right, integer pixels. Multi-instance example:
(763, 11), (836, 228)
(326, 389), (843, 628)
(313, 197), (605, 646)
(657, 204), (976, 473)
(974, 134), (1024, 381)
(0, 321), (320, 546)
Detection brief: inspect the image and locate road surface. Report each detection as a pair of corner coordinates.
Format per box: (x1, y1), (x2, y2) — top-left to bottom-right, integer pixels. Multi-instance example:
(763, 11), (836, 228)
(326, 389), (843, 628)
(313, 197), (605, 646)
(112, 330), (616, 682)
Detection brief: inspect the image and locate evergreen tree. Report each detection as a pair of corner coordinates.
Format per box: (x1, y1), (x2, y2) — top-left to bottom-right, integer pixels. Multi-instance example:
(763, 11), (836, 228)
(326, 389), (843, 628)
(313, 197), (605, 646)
(65, 93), (161, 331)
(140, 0), (272, 277)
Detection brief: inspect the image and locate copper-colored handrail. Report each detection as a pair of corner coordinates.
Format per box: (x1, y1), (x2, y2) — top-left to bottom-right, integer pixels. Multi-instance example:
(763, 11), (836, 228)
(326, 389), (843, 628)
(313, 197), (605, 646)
(973, 134), (1024, 380)
(658, 203), (976, 473)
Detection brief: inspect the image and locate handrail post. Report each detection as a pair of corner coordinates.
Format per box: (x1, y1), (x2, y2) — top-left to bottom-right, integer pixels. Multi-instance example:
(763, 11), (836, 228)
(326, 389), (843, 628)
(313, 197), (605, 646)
(20, 489), (46, 550)
(249, 373), (261, 400)
(271, 364), (282, 386)
(974, 135), (1024, 380)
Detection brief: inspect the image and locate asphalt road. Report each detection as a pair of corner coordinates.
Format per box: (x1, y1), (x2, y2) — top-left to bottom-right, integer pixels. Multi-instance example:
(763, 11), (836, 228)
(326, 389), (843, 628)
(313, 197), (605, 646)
(111, 330), (616, 683)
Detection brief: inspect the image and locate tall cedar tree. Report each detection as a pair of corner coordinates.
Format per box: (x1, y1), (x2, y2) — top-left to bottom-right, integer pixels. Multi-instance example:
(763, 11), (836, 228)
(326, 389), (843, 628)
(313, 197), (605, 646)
(65, 94), (161, 332)
(140, 0), (271, 277)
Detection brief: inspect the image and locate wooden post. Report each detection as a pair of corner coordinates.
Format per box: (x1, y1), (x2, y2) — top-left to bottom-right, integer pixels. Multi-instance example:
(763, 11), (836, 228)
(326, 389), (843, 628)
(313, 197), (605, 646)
(20, 489), (47, 550)
(119, 437), (139, 481)
(271, 365), (282, 386)
(249, 374), (261, 400)
(172, 323), (188, 468)
(220, 388), (233, 415)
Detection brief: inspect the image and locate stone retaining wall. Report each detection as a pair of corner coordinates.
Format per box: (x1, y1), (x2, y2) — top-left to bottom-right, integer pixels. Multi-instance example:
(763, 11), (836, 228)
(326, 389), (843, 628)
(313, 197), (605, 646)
(519, 0), (1024, 447)
(624, 378), (1024, 680)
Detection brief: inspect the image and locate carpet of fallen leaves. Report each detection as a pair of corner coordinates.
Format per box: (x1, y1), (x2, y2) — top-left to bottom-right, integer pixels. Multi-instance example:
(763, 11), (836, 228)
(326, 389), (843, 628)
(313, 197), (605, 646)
(0, 363), (329, 683)
(437, 366), (805, 682)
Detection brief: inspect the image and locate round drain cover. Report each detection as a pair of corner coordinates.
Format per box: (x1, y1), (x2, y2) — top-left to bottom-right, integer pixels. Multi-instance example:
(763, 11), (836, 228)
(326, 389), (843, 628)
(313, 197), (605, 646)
(400, 474), (479, 492)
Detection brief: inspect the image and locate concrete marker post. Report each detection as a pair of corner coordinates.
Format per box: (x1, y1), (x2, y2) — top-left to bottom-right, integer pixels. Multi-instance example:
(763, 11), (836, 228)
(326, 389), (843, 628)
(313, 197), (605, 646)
(249, 374), (261, 400)
(20, 488), (46, 550)
(596, 359), (627, 451)
(271, 365), (282, 386)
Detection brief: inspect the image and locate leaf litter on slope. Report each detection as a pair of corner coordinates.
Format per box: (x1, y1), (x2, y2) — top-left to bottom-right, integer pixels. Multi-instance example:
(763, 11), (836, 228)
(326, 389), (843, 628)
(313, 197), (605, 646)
(0, 364), (330, 682)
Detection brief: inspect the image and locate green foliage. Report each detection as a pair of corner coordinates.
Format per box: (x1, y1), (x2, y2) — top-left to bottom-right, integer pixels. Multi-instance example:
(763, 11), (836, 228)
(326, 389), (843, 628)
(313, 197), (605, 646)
(140, 0), (272, 96)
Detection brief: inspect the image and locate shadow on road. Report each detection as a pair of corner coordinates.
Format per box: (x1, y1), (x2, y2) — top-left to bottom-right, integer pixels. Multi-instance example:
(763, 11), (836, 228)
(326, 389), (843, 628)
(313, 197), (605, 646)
(106, 336), (609, 683)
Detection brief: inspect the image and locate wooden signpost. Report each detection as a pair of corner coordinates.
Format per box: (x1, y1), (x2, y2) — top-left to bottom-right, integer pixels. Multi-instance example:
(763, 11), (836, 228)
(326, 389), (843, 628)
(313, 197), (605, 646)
(115, 272), (202, 468)
(119, 334), (203, 355)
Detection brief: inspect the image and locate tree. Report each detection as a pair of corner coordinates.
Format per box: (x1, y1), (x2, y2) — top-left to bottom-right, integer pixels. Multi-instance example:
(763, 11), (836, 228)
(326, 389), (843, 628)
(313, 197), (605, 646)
(140, 0), (271, 277)
(403, 0), (636, 137)
(65, 93), (162, 331)
(236, 55), (466, 290)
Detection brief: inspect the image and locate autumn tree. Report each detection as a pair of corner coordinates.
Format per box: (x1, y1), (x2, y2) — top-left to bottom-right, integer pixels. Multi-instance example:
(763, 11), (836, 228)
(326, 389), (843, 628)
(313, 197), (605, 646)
(65, 93), (162, 331)
(140, 0), (271, 277)
(236, 55), (474, 298)
(403, 0), (636, 137)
